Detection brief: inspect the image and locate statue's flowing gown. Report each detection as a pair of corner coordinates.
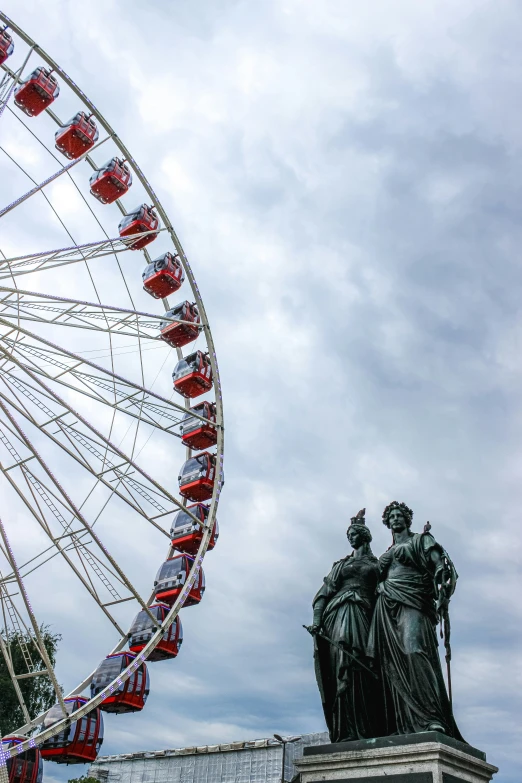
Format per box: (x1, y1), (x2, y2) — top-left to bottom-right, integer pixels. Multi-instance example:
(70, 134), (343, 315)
(313, 554), (381, 742)
(366, 532), (464, 740)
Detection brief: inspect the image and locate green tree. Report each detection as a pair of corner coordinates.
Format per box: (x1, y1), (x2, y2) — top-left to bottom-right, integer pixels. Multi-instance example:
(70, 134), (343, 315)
(0, 626), (61, 735)
(68, 778), (101, 783)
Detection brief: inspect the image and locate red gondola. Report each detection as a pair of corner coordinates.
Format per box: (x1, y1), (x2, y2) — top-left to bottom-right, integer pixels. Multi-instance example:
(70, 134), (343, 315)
(154, 554), (205, 607)
(40, 696), (103, 764)
(170, 503), (218, 555)
(128, 603), (183, 661)
(181, 402), (217, 450)
(159, 301), (200, 348)
(118, 204), (159, 250)
(0, 27), (14, 66)
(142, 252), (185, 299)
(89, 157), (132, 204)
(179, 451), (217, 502)
(90, 652), (149, 714)
(1, 736), (42, 783)
(14, 67), (59, 117)
(55, 112), (99, 160)
(172, 350), (212, 398)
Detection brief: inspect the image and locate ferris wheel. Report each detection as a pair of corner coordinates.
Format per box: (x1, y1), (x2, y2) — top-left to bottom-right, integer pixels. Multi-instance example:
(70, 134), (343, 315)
(0, 12), (224, 782)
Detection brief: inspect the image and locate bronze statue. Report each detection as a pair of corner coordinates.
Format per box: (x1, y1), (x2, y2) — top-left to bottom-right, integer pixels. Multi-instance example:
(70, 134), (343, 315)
(310, 510), (382, 742)
(309, 502), (464, 742)
(366, 501), (464, 739)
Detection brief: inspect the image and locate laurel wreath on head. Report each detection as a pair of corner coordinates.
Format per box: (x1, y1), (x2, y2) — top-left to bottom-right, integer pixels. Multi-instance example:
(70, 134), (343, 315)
(382, 500), (413, 528)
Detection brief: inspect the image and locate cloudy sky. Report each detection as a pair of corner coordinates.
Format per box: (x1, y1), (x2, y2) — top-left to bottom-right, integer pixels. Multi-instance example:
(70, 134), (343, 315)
(0, 1), (521, 782)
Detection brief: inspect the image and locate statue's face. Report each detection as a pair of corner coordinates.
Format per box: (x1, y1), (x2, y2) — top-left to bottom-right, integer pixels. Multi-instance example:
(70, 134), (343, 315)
(388, 507), (407, 532)
(347, 527), (364, 549)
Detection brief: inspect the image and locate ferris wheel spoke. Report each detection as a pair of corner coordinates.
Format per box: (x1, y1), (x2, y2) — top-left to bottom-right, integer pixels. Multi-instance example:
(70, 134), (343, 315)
(0, 98), (152, 393)
(0, 574), (39, 726)
(0, 580), (34, 672)
(0, 232), (167, 282)
(19, 361), (182, 433)
(8, 356), (184, 432)
(0, 133), (111, 219)
(0, 363), (203, 530)
(0, 286), (204, 334)
(0, 453), (127, 634)
(0, 400), (160, 627)
(0, 618), (33, 725)
(0, 579), (64, 733)
(4, 530), (89, 582)
(0, 516), (68, 716)
(0, 286), (198, 340)
(2, 103), (151, 306)
(0, 321), (192, 431)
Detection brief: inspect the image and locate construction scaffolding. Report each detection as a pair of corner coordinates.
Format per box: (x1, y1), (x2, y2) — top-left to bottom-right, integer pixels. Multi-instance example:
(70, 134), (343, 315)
(89, 732), (329, 783)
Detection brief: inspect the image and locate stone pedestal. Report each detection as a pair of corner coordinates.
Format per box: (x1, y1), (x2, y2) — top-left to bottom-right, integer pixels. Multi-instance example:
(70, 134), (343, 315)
(294, 732), (498, 783)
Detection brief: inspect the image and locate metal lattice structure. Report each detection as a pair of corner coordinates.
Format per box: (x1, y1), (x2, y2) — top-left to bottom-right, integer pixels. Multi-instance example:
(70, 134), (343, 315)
(89, 733), (330, 783)
(0, 11), (224, 778)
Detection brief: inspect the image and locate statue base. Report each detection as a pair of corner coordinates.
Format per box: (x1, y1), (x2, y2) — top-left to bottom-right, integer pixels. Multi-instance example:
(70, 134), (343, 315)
(293, 732), (498, 783)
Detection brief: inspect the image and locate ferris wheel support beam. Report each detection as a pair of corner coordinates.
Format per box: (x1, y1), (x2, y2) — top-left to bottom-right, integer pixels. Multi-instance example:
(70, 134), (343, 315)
(0, 613), (32, 725)
(0, 517), (67, 717)
(0, 573), (38, 666)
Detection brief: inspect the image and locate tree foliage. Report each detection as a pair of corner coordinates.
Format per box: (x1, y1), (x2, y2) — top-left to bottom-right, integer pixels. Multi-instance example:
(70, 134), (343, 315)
(0, 625), (61, 735)
(68, 778), (101, 783)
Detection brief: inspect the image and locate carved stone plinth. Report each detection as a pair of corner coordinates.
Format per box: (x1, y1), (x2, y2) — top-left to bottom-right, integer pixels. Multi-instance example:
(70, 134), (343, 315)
(293, 732), (498, 783)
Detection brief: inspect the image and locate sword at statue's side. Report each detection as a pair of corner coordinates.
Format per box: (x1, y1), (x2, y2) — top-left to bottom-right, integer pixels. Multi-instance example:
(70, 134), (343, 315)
(302, 625), (378, 680)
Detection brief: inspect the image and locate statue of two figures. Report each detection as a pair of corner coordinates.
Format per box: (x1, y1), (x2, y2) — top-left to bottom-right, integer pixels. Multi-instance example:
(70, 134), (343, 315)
(309, 501), (464, 743)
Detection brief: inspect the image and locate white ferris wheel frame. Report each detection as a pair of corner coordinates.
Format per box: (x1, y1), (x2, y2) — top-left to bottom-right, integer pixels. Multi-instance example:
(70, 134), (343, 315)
(0, 9), (224, 769)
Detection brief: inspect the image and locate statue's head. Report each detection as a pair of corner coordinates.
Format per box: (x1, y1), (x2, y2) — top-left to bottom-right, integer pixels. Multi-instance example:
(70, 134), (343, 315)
(347, 508), (372, 548)
(382, 500), (413, 532)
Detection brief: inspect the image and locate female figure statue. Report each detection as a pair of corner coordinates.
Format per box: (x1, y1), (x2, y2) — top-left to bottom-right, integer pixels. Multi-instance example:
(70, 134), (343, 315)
(311, 510), (382, 742)
(367, 501), (464, 739)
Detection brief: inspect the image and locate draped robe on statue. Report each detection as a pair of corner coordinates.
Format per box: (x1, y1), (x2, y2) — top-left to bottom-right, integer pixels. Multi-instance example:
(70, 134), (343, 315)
(313, 554), (381, 742)
(366, 532), (464, 740)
